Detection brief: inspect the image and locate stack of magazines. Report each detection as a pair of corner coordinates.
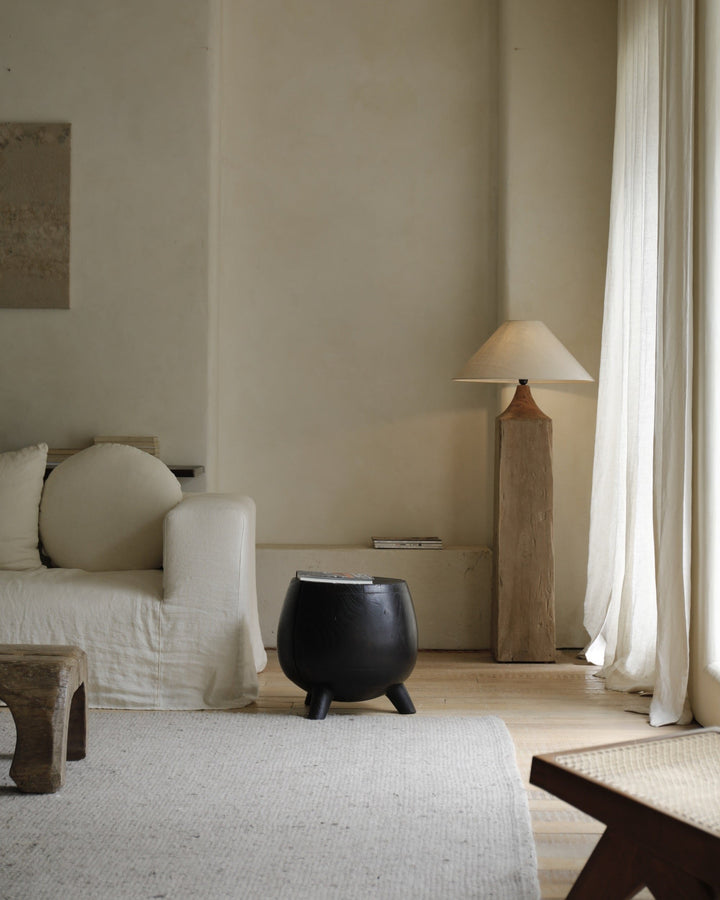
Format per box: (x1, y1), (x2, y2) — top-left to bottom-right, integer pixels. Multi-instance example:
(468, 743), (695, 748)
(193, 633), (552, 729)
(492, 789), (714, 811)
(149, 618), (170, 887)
(371, 536), (442, 549)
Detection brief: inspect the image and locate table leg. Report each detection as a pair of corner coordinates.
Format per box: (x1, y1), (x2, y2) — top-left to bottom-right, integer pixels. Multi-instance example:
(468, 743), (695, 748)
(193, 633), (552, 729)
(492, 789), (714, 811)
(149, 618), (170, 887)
(568, 829), (719, 900)
(307, 686), (333, 720)
(567, 830), (644, 899)
(386, 683), (416, 714)
(67, 681), (87, 761)
(643, 854), (719, 900)
(7, 681), (71, 793)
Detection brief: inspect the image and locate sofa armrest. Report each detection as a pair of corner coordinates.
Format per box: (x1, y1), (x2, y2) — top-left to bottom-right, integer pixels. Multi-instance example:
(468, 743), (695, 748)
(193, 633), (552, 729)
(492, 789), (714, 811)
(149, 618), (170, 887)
(159, 493), (267, 708)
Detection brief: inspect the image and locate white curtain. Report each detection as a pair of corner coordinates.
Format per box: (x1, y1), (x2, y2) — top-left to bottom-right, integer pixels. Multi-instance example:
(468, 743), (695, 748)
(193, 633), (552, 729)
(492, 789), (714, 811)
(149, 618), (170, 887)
(691, 0), (720, 727)
(584, 0), (694, 726)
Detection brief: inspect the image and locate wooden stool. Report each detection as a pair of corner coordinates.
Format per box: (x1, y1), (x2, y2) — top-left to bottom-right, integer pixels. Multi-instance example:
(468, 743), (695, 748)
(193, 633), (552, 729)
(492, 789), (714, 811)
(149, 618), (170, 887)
(0, 645), (87, 793)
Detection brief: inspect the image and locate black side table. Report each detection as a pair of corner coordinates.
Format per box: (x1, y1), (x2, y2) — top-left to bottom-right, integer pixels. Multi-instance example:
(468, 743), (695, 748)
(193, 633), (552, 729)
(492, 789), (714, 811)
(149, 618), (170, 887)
(277, 577), (418, 719)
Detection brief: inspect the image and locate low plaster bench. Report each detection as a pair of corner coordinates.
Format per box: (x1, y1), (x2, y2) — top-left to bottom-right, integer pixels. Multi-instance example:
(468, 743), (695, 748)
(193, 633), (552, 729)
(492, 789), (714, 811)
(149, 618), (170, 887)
(531, 728), (720, 899)
(0, 644), (87, 793)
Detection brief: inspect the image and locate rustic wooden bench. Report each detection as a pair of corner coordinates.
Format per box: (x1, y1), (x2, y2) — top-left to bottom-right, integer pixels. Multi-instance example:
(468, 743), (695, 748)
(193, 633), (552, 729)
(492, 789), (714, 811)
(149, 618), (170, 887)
(0, 644), (87, 793)
(531, 728), (720, 899)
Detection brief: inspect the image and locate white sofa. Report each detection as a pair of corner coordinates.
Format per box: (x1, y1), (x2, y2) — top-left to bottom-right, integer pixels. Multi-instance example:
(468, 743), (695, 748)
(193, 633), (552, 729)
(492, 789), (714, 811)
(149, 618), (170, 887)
(0, 443), (267, 709)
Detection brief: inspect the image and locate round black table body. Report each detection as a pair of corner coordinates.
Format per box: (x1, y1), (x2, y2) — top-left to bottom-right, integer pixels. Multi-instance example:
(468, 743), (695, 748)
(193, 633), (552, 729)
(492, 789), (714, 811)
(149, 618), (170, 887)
(277, 577), (418, 719)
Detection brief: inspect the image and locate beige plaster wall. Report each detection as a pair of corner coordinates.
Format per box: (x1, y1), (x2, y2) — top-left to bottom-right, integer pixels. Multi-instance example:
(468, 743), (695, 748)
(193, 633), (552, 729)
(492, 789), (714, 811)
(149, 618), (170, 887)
(494, 0), (617, 643)
(216, 0), (616, 645)
(0, 0), (211, 467)
(215, 0), (498, 548)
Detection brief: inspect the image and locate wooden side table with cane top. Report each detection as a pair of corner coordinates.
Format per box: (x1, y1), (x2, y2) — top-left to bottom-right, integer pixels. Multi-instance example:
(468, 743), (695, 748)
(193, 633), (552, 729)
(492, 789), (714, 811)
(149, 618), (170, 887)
(0, 645), (87, 793)
(530, 728), (720, 898)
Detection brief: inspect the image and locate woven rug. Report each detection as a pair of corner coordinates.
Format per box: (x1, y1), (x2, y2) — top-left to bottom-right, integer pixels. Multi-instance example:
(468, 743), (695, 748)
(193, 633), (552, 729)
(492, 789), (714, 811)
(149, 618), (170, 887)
(0, 711), (539, 899)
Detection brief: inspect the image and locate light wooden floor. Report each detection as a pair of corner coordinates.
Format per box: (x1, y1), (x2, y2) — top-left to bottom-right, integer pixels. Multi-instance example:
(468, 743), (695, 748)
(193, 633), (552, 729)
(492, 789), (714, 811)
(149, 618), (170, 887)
(255, 649), (695, 900)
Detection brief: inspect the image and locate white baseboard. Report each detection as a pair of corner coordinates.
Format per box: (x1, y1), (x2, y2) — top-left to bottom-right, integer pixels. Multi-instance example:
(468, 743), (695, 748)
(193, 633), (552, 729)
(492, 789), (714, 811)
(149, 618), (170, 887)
(256, 544), (492, 650)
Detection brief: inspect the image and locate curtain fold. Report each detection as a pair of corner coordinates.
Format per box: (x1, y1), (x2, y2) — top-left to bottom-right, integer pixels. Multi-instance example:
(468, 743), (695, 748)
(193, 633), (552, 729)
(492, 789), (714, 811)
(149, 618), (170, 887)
(651, 1), (694, 726)
(690, 0), (720, 727)
(584, 0), (694, 726)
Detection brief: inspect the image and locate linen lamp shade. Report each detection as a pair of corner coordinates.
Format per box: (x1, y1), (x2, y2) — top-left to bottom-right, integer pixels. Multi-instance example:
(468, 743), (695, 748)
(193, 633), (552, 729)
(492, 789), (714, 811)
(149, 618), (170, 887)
(454, 320), (593, 384)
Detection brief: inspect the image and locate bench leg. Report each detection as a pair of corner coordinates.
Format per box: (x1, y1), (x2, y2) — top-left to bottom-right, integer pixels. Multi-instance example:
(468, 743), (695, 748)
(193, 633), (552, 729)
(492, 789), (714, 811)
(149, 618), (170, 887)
(643, 854), (719, 900)
(567, 830), (645, 899)
(67, 681), (87, 761)
(4, 668), (85, 793)
(568, 829), (719, 900)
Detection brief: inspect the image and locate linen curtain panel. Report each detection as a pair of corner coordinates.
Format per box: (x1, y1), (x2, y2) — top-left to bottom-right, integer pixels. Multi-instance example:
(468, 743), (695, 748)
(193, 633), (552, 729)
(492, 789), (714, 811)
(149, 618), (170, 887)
(691, 0), (720, 726)
(583, 0), (694, 726)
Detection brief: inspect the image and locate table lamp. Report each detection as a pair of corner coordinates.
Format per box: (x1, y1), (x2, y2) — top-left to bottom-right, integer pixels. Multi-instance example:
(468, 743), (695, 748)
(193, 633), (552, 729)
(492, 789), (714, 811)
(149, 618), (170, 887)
(455, 320), (593, 662)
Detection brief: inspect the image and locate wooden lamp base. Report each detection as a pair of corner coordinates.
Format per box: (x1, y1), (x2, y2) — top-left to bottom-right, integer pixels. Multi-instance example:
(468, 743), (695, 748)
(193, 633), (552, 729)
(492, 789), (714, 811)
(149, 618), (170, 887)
(492, 383), (556, 662)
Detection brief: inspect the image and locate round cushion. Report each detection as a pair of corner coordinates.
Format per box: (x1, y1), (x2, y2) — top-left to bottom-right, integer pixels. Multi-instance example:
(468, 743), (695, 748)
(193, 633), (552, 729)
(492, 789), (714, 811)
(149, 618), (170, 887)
(40, 444), (183, 571)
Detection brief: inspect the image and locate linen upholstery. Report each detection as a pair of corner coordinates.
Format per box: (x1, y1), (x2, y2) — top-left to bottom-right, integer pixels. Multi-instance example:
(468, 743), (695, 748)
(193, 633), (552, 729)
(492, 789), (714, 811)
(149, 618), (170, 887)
(161, 493), (266, 707)
(0, 443), (47, 571)
(40, 444), (183, 571)
(0, 492), (267, 709)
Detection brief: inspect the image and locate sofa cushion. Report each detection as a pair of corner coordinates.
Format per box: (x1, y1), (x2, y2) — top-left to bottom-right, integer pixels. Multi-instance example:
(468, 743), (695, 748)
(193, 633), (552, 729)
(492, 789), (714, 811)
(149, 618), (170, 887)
(0, 442), (48, 570)
(40, 444), (183, 571)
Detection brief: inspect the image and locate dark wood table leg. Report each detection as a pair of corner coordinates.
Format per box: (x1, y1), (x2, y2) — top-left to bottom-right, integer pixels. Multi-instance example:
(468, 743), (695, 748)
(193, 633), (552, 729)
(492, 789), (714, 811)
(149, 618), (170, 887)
(386, 683), (415, 714)
(566, 830), (645, 899)
(67, 680), (88, 761)
(641, 852), (719, 900)
(307, 686), (333, 720)
(567, 828), (719, 900)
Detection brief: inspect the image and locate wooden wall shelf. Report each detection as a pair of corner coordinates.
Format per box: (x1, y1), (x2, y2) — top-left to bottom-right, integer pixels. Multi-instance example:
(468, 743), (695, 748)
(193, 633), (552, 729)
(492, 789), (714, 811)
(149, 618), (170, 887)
(44, 463), (205, 479)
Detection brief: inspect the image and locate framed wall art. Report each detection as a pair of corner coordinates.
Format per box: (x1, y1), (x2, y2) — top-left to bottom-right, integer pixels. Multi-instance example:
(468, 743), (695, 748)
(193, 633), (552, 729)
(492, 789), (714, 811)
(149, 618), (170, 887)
(0, 122), (71, 309)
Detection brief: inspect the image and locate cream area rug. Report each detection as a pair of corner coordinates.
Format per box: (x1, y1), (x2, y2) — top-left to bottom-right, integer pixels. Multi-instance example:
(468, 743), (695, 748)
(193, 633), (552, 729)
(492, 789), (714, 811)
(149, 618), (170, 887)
(0, 712), (540, 899)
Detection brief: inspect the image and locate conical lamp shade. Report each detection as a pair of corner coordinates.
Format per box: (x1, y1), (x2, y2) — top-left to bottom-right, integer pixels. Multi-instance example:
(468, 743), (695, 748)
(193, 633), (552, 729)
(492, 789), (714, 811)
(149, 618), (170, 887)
(454, 320), (593, 384)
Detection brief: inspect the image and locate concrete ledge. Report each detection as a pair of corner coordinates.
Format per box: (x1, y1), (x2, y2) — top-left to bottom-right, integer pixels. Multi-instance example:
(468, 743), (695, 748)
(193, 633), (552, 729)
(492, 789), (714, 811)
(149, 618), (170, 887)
(256, 544), (492, 650)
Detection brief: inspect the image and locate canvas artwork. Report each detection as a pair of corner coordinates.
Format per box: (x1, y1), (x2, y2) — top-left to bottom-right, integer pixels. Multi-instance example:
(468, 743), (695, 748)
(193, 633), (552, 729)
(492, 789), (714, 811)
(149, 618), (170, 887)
(0, 122), (71, 309)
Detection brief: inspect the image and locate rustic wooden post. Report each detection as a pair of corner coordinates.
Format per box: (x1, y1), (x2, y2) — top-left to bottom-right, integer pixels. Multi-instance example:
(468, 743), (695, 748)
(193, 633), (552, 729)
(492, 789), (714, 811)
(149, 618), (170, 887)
(492, 383), (556, 662)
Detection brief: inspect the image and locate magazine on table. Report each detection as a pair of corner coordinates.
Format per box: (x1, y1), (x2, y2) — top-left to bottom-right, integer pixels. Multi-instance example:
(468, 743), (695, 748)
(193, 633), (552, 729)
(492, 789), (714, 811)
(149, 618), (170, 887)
(296, 570), (373, 585)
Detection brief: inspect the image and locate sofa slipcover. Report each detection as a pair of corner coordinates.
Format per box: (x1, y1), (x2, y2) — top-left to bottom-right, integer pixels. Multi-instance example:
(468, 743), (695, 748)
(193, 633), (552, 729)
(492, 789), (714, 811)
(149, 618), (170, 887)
(0, 444), (266, 708)
(0, 493), (266, 708)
